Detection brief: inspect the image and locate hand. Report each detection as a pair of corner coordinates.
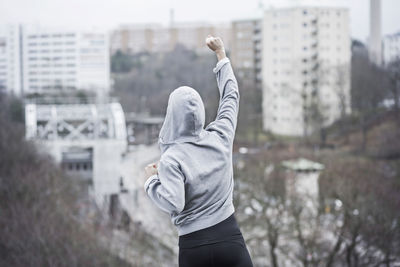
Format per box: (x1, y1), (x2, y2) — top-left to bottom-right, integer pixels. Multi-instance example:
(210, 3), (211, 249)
(145, 162), (158, 178)
(206, 35), (226, 61)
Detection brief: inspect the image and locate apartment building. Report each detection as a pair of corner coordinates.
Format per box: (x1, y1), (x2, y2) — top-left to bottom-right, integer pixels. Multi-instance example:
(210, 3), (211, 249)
(110, 22), (232, 55)
(0, 24), (110, 96)
(262, 7), (351, 136)
(110, 24), (170, 54)
(383, 31), (400, 66)
(22, 26), (110, 95)
(0, 24), (22, 95)
(230, 19), (262, 90)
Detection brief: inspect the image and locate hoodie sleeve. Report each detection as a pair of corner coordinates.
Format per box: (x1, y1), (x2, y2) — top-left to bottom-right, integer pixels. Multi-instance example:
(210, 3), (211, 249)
(144, 159), (185, 215)
(205, 57), (240, 143)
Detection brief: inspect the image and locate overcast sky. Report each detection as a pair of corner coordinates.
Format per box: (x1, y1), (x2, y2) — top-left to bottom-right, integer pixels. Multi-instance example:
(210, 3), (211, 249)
(0, 0), (399, 42)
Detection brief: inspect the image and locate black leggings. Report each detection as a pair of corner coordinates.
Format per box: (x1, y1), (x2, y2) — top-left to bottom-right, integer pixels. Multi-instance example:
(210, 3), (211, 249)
(179, 214), (253, 267)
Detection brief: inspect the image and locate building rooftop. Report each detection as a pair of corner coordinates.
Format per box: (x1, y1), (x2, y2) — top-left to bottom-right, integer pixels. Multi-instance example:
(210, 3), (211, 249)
(281, 158), (324, 171)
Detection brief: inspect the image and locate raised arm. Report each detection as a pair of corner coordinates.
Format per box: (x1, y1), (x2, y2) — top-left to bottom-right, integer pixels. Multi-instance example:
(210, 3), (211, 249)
(205, 36), (240, 143)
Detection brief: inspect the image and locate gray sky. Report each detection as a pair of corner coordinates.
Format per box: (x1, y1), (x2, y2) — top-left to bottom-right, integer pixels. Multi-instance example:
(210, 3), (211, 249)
(0, 0), (399, 41)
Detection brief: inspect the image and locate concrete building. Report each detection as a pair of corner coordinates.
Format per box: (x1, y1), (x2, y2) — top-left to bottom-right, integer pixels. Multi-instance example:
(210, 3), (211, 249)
(231, 19), (262, 90)
(369, 0), (382, 66)
(383, 31), (400, 66)
(25, 102), (127, 203)
(262, 7), (351, 136)
(22, 26), (110, 95)
(0, 24), (22, 95)
(110, 22), (232, 55)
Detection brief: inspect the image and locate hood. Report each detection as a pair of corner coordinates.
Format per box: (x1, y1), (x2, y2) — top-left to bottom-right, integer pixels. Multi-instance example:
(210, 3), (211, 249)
(159, 86), (206, 153)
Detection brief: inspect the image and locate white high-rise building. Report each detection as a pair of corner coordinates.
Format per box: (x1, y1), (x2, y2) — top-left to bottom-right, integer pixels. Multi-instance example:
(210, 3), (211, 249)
(383, 31), (400, 66)
(369, 0), (382, 66)
(0, 24), (22, 95)
(262, 7), (351, 136)
(22, 26), (110, 95)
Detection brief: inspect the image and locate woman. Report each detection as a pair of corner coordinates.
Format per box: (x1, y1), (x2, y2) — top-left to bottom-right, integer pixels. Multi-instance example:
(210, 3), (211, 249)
(144, 35), (253, 267)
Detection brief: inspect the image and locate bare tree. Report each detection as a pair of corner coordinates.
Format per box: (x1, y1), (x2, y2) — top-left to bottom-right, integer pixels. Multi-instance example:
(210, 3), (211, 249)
(386, 59), (400, 120)
(351, 41), (387, 152)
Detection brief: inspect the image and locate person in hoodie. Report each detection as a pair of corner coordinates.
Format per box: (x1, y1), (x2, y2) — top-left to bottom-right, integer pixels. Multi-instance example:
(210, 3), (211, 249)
(144, 35), (253, 267)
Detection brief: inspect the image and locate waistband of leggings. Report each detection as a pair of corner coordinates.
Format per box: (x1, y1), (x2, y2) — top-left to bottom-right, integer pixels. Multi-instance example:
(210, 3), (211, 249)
(179, 213), (243, 248)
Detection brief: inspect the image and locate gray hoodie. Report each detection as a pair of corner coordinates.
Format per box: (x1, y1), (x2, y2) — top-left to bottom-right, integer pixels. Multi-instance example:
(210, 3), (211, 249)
(144, 57), (239, 236)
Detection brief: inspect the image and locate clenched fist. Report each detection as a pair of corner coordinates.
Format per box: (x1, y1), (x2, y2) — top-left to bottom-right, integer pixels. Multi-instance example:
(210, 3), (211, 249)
(206, 35), (226, 61)
(145, 162), (158, 178)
